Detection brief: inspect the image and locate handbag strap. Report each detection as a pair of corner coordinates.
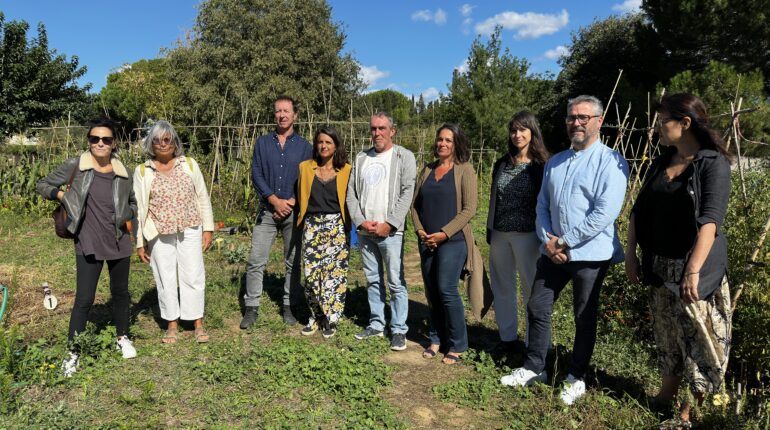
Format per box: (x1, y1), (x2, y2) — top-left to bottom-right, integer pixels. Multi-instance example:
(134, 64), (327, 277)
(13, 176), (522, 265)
(64, 164), (77, 191)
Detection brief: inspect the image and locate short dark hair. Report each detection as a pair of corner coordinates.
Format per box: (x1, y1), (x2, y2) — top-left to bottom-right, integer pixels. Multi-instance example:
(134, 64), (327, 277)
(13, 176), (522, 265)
(274, 95), (298, 113)
(433, 123), (470, 163)
(85, 118), (117, 138)
(507, 111), (549, 165)
(313, 126), (348, 169)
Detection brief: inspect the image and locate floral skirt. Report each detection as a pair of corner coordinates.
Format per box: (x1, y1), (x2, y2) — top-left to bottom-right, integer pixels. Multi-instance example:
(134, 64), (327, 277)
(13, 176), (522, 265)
(303, 213), (348, 324)
(649, 276), (732, 394)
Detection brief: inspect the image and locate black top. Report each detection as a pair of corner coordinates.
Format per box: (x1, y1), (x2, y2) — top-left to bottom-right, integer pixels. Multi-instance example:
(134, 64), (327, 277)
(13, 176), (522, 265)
(307, 175), (340, 214)
(632, 147), (731, 299)
(647, 166), (697, 258)
(492, 160), (538, 232)
(75, 171), (132, 260)
(414, 168), (464, 242)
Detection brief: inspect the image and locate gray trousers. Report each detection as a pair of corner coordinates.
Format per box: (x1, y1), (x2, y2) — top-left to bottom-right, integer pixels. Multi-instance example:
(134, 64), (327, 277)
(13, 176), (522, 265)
(244, 209), (301, 307)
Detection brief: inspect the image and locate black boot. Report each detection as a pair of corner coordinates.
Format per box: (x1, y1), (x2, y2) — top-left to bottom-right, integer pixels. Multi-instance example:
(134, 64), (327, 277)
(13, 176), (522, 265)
(282, 305), (298, 326)
(240, 306), (259, 329)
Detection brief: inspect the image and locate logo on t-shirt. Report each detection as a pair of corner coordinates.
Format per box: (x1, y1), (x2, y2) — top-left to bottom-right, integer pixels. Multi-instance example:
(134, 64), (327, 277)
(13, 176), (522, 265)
(363, 161), (387, 187)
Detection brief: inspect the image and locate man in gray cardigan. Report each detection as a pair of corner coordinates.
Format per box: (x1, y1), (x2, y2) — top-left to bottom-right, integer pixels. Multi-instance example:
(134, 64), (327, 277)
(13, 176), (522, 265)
(347, 112), (416, 351)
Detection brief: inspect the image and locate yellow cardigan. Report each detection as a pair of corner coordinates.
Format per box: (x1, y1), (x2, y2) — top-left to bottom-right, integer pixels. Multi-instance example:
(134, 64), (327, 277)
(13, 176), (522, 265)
(296, 159), (352, 229)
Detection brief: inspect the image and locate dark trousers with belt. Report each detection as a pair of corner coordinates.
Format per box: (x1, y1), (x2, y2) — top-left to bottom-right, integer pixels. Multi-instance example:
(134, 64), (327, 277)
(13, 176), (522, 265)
(523, 256), (610, 379)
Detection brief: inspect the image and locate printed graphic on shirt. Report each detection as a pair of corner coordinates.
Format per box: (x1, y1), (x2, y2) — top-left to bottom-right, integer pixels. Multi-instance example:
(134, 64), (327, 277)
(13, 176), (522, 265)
(363, 161), (386, 187)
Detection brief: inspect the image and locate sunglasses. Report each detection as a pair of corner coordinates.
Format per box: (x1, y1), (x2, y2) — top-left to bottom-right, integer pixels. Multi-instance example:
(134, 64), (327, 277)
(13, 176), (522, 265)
(88, 135), (115, 145)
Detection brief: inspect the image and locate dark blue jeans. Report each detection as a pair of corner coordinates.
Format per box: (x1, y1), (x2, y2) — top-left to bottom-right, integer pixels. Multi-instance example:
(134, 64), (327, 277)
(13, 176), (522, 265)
(523, 256), (610, 378)
(420, 240), (468, 353)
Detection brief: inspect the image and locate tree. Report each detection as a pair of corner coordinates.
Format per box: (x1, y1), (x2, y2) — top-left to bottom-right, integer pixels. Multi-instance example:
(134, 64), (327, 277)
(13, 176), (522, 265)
(356, 89), (412, 127)
(444, 28), (552, 152)
(167, 0), (362, 127)
(642, 0), (770, 92)
(0, 13), (90, 135)
(543, 13), (666, 150)
(662, 61), (770, 156)
(98, 58), (181, 129)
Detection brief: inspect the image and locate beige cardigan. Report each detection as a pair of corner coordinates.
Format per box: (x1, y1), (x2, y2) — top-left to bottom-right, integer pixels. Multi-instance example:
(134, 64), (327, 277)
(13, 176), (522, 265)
(411, 161), (493, 320)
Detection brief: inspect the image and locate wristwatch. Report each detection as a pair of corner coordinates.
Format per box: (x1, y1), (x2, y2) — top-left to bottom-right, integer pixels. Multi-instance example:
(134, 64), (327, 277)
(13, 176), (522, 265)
(556, 237), (567, 248)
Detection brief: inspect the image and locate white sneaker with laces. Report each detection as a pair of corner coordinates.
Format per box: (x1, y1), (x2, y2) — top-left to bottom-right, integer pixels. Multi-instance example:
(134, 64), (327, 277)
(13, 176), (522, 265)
(500, 367), (547, 387)
(116, 336), (137, 359)
(559, 374), (586, 405)
(61, 352), (79, 377)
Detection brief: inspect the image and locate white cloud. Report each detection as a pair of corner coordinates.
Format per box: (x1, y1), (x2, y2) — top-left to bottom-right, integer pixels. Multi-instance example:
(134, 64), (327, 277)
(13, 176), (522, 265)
(475, 9), (569, 39)
(462, 17), (473, 35)
(460, 4), (475, 17)
(411, 8), (447, 25)
(612, 0), (642, 13)
(544, 45), (570, 60)
(455, 59), (469, 74)
(420, 87), (440, 102)
(358, 65), (389, 88)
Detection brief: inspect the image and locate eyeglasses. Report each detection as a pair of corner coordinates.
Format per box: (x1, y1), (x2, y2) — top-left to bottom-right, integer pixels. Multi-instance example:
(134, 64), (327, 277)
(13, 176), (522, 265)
(87, 135), (114, 145)
(152, 136), (173, 146)
(565, 114), (600, 125)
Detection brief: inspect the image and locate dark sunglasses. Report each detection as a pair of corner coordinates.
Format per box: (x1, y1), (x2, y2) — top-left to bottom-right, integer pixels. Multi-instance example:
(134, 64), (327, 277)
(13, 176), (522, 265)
(87, 135), (115, 145)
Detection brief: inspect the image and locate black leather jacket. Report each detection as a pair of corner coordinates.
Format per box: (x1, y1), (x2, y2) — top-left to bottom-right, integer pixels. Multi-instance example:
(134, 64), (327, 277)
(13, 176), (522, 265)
(36, 152), (137, 239)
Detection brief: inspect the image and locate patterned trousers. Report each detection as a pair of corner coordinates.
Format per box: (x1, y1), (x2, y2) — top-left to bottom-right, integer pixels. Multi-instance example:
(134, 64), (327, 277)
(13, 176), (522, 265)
(302, 213), (349, 324)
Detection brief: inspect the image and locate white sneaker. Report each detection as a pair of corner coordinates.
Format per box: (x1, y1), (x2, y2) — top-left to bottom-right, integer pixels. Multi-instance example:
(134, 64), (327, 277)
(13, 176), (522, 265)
(61, 352), (79, 377)
(559, 374), (586, 405)
(500, 367), (547, 387)
(116, 336), (137, 359)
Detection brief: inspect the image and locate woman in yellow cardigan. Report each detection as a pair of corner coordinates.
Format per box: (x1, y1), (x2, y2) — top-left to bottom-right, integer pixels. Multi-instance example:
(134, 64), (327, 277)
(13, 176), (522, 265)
(411, 123), (478, 364)
(296, 126), (352, 338)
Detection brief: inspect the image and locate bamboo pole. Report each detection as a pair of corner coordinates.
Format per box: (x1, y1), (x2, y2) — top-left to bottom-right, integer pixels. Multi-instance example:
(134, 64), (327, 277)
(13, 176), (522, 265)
(732, 212), (770, 312)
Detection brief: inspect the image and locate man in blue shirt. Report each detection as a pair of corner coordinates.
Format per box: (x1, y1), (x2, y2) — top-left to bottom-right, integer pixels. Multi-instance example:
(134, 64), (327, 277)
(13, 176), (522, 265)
(241, 96), (312, 329)
(500, 95), (629, 406)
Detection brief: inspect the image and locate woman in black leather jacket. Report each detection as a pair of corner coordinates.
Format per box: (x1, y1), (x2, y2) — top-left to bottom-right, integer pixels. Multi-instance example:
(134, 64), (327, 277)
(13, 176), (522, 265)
(625, 94), (731, 425)
(37, 118), (138, 376)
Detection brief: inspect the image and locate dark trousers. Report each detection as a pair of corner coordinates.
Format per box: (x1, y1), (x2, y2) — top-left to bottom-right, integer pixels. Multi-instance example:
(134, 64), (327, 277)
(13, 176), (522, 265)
(523, 256), (610, 378)
(420, 240), (468, 353)
(70, 254), (131, 342)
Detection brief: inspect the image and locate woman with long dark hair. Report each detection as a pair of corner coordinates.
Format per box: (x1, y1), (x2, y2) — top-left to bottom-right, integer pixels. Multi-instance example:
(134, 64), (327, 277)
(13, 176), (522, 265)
(296, 126), (352, 338)
(626, 93), (732, 425)
(486, 111), (549, 353)
(411, 123), (477, 364)
(36, 118), (138, 376)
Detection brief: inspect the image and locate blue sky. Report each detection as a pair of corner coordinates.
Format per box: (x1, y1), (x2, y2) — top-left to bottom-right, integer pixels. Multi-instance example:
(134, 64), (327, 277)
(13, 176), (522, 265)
(1, 0), (641, 101)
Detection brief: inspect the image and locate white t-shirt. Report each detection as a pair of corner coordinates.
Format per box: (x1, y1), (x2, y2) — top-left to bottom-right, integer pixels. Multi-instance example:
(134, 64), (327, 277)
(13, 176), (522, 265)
(359, 147), (393, 224)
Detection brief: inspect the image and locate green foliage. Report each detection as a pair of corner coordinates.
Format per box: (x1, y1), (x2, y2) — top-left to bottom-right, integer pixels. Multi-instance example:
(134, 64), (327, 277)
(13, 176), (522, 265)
(167, 0), (363, 128)
(723, 169), (770, 383)
(642, 0), (770, 92)
(98, 58), (181, 130)
(543, 13), (665, 150)
(444, 28), (553, 152)
(0, 328), (63, 413)
(356, 90), (413, 127)
(0, 13), (91, 135)
(662, 61), (770, 156)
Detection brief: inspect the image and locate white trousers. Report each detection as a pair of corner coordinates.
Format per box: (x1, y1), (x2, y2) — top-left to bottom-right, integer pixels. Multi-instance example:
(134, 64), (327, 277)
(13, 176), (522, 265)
(489, 230), (540, 342)
(149, 226), (206, 321)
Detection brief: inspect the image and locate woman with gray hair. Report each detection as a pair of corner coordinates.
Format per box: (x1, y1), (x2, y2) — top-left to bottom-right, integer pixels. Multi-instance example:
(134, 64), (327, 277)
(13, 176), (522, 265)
(134, 120), (215, 344)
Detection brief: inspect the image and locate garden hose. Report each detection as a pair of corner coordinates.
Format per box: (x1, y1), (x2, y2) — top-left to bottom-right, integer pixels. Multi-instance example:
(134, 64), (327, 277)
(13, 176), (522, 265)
(0, 284), (7, 322)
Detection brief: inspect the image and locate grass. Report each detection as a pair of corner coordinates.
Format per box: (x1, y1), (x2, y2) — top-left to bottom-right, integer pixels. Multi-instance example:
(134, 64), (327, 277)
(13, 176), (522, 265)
(1, 209), (768, 429)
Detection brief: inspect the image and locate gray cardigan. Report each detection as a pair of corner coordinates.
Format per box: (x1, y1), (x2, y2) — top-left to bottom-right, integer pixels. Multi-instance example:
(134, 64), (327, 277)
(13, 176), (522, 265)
(346, 144), (416, 232)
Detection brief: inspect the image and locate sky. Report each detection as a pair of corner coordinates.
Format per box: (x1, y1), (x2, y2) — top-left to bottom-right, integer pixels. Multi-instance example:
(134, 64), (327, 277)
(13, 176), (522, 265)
(1, 0), (642, 101)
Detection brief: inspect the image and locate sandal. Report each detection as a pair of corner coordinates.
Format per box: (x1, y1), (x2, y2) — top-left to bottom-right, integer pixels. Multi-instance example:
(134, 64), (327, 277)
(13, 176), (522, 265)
(422, 346), (439, 359)
(442, 353), (463, 365)
(161, 328), (178, 344)
(194, 327), (210, 344)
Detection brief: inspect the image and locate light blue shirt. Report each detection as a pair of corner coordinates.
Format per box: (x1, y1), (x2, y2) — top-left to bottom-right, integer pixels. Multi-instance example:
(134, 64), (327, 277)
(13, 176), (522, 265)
(535, 139), (629, 262)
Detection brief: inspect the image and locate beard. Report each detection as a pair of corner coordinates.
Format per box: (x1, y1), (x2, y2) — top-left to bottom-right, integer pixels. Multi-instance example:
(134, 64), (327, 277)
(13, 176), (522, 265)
(569, 127), (594, 150)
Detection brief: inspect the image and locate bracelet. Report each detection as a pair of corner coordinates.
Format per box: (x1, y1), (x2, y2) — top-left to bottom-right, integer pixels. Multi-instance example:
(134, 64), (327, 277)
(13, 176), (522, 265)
(685, 271), (700, 276)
